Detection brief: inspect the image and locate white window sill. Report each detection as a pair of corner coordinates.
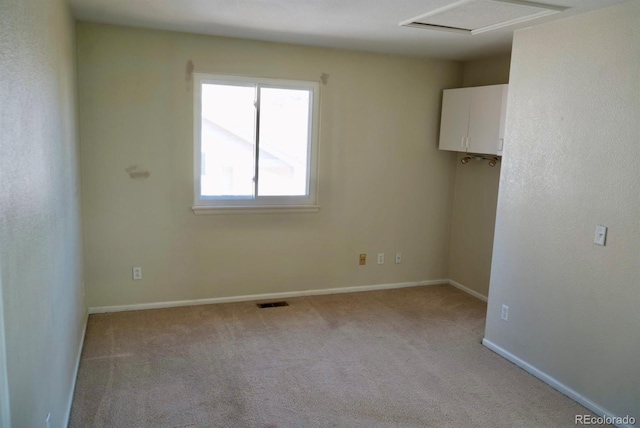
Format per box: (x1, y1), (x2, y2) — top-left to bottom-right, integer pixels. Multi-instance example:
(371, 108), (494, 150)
(192, 205), (321, 215)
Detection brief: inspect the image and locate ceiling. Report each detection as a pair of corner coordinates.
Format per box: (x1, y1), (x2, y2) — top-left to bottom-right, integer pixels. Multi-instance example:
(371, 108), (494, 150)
(68, 0), (629, 61)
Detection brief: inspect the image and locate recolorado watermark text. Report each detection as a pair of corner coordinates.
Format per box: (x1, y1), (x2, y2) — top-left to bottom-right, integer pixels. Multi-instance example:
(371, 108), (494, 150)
(575, 414), (635, 425)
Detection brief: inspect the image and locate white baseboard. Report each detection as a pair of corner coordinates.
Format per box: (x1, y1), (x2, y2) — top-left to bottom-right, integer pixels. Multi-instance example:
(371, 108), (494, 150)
(482, 339), (635, 428)
(448, 279), (488, 302)
(64, 312), (88, 428)
(88, 279), (449, 314)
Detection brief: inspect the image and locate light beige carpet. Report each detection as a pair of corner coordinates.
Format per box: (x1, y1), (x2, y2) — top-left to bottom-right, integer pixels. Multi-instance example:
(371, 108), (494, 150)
(69, 284), (607, 427)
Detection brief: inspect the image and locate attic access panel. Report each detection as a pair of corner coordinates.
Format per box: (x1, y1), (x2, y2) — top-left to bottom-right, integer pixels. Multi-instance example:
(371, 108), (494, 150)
(400, 0), (567, 35)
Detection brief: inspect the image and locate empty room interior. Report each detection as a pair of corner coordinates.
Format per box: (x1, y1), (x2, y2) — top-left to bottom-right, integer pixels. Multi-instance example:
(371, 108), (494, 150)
(1, 0), (639, 427)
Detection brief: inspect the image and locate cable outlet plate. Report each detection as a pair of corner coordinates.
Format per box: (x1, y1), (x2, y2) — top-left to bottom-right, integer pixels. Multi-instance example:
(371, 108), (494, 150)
(594, 225), (607, 246)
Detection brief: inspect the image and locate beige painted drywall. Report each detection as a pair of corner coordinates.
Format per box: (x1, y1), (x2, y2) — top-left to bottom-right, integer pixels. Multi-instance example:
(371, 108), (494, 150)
(0, 0), (85, 426)
(77, 23), (463, 308)
(448, 55), (510, 298)
(462, 55), (512, 88)
(485, 1), (640, 420)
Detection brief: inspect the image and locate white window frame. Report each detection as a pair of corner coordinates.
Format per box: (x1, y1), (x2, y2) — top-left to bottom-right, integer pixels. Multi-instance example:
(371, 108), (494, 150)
(192, 73), (320, 214)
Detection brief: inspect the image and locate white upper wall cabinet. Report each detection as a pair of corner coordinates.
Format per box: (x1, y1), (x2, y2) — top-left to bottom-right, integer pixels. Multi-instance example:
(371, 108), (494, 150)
(439, 84), (508, 155)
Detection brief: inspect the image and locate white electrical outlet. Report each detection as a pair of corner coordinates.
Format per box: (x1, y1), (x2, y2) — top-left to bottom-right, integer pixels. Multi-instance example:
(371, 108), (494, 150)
(594, 225), (607, 246)
(133, 267), (142, 280)
(501, 305), (509, 321)
(377, 253), (384, 264)
(395, 252), (402, 264)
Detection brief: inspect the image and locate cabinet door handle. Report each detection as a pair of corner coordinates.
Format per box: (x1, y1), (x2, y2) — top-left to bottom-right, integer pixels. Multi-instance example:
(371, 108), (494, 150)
(461, 137), (466, 148)
(498, 138), (504, 151)
(465, 137), (469, 149)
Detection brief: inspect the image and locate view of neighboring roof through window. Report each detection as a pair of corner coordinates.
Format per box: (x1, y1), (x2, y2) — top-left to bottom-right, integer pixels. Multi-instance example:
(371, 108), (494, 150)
(193, 74), (320, 214)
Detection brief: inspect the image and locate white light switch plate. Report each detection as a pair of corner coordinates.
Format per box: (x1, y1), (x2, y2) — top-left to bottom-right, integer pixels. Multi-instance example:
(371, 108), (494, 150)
(594, 225), (607, 246)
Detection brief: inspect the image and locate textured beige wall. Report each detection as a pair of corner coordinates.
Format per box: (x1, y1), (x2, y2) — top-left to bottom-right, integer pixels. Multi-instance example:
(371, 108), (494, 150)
(77, 23), (463, 308)
(485, 1), (640, 420)
(448, 55), (510, 297)
(462, 55), (512, 88)
(0, 1), (85, 427)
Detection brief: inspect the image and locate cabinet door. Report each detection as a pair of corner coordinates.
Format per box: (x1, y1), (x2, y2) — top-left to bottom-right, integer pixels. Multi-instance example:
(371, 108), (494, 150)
(439, 88), (471, 152)
(467, 84), (507, 155)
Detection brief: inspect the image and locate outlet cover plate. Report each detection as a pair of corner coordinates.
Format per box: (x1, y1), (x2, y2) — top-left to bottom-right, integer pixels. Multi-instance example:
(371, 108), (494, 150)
(359, 254), (366, 266)
(501, 304), (509, 321)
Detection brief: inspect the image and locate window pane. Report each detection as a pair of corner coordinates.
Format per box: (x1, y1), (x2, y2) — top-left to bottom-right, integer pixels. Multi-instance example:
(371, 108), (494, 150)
(257, 87), (310, 196)
(201, 83), (256, 198)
